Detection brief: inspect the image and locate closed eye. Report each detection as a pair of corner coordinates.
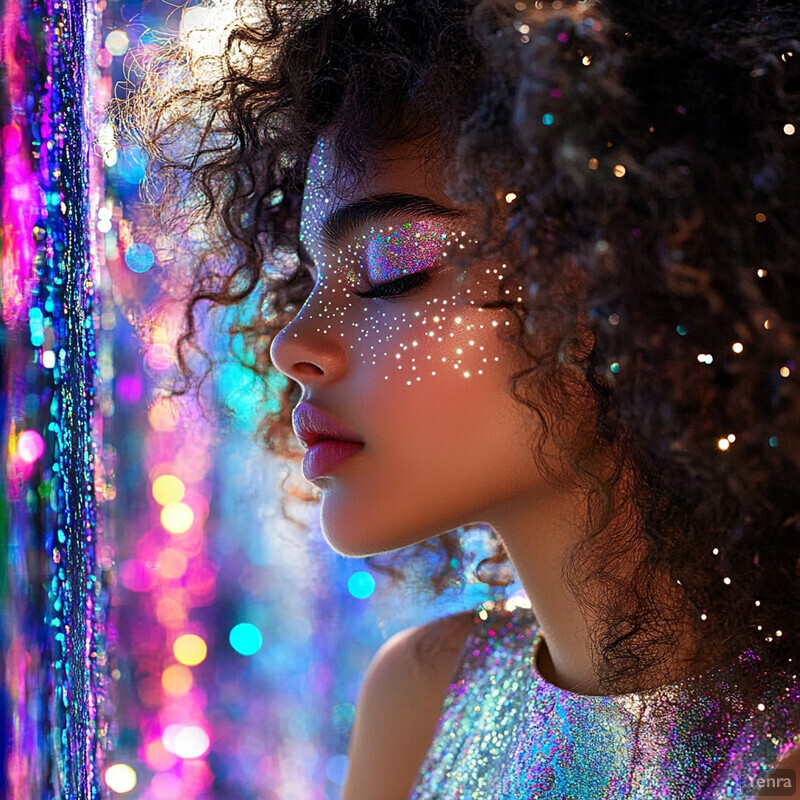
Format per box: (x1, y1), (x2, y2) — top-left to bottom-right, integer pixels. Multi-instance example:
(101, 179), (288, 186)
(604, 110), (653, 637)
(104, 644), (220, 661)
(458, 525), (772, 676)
(350, 270), (432, 299)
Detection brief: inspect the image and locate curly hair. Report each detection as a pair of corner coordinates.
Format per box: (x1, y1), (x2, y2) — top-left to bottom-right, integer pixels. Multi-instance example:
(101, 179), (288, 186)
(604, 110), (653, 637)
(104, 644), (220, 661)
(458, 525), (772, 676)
(112, 0), (800, 692)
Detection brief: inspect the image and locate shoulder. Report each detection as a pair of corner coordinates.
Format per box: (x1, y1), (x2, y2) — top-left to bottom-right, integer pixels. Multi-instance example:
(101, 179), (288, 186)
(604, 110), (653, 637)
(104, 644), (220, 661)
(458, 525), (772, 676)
(341, 610), (477, 800)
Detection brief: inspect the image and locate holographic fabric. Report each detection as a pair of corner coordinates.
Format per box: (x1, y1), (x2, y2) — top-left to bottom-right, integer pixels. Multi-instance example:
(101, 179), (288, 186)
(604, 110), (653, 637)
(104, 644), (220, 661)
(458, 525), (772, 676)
(409, 607), (800, 799)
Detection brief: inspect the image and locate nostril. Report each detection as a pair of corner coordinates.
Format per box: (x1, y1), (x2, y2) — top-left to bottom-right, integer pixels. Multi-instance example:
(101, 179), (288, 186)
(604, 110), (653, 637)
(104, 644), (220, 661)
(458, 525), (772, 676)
(294, 362), (325, 378)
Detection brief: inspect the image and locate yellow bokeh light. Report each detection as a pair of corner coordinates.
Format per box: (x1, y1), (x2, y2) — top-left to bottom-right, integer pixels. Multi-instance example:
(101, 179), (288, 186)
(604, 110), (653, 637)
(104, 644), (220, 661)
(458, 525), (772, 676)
(152, 474), (185, 506)
(717, 438), (730, 451)
(613, 164), (626, 178)
(104, 763), (137, 794)
(732, 342), (744, 353)
(785, 123), (796, 136)
(780, 366), (791, 378)
(162, 664), (194, 696)
(161, 502), (194, 534)
(174, 633), (207, 666)
(504, 192), (517, 203)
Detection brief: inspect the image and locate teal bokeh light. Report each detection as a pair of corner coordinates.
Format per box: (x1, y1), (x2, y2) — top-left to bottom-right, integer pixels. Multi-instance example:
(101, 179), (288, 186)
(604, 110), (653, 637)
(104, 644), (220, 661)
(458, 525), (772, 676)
(229, 623), (263, 656)
(347, 571), (375, 599)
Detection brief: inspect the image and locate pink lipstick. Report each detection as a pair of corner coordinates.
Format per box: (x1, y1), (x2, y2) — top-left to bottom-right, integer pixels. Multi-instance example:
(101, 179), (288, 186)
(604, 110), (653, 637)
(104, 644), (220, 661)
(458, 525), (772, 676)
(292, 402), (364, 480)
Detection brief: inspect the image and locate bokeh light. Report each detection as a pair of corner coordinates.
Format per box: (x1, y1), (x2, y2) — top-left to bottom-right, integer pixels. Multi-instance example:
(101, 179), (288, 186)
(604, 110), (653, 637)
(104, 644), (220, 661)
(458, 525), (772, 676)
(124, 242), (154, 273)
(161, 502), (194, 534)
(173, 633), (207, 666)
(347, 571), (376, 599)
(326, 754), (349, 784)
(16, 429), (45, 463)
(162, 664), (193, 696)
(148, 398), (179, 431)
(157, 548), (189, 579)
(152, 474), (185, 505)
(229, 623), (263, 656)
(144, 739), (178, 772)
(162, 723), (211, 759)
(104, 29), (129, 56)
(155, 596), (188, 629)
(119, 559), (153, 593)
(104, 763), (137, 793)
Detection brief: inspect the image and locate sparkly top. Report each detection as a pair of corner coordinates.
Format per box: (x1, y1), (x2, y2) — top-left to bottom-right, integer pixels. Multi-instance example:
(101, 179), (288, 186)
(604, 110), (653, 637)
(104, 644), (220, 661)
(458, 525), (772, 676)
(408, 607), (800, 799)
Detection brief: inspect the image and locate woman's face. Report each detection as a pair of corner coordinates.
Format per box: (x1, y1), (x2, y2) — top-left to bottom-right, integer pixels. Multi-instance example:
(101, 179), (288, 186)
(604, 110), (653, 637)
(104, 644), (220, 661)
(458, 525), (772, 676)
(270, 136), (549, 557)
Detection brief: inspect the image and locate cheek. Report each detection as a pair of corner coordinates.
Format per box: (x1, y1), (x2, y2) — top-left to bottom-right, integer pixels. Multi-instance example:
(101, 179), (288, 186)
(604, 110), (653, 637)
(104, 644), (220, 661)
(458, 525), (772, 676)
(336, 265), (524, 387)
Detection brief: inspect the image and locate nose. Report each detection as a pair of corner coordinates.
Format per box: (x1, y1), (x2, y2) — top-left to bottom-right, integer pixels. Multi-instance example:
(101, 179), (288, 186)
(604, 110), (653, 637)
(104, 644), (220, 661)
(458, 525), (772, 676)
(269, 290), (350, 387)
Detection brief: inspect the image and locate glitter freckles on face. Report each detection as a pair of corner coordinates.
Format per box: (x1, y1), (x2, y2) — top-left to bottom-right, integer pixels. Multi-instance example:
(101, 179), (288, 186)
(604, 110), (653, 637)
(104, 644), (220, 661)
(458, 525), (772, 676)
(297, 139), (524, 387)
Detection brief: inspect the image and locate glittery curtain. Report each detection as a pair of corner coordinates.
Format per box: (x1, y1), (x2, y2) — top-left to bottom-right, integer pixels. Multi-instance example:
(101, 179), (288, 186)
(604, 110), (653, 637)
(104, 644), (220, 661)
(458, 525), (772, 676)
(1, 0), (107, 794)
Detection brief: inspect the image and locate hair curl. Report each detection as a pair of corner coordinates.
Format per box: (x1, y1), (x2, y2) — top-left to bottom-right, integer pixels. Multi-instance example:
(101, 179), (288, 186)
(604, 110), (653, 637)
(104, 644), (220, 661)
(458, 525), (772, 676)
(112, 0), (800, 692)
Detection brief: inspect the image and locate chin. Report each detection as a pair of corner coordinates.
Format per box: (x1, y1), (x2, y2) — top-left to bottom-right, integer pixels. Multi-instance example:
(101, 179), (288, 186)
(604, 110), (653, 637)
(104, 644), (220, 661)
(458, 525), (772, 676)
(318, 491), (441, 559)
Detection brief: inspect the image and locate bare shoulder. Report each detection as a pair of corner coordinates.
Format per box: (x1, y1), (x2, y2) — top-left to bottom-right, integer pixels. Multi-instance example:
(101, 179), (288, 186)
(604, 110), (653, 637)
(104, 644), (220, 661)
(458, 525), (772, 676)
(341, 610), (477, 800)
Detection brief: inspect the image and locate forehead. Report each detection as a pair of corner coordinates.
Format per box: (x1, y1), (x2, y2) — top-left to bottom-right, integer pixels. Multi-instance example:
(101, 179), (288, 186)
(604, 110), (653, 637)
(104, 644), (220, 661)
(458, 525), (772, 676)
(300, 136), (459, 248)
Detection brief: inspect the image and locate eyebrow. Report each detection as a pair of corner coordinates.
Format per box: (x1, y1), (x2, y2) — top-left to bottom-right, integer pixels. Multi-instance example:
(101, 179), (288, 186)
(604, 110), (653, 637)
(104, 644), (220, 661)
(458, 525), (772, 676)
(318, 192), (467, 249)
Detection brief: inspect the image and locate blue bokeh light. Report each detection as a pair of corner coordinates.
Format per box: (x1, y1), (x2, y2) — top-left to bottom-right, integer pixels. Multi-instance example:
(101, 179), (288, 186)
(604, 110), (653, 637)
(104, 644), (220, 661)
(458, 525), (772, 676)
(326, 754), (349, 785)
(124, 242), (154, 273)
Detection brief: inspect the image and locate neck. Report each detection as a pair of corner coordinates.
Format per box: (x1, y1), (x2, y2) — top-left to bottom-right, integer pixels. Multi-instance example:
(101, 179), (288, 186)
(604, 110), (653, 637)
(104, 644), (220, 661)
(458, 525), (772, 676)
(483, 482), (700, 697)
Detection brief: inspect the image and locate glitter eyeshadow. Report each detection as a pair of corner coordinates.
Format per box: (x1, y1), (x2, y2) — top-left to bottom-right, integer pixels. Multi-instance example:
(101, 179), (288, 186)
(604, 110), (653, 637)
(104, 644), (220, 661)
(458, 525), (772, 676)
(337, 221), (459, 290)
(361, 220), (449, 284)
(409, 606), (800, 799)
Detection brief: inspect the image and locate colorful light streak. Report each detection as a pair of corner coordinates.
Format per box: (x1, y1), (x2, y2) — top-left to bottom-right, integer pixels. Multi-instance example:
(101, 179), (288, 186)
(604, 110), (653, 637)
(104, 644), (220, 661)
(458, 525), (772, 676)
(1, 0), (108, 794)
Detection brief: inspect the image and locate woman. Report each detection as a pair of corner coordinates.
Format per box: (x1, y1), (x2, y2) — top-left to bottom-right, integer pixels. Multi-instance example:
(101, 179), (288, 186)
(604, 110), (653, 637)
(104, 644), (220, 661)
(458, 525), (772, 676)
(123, 0), (800, 796)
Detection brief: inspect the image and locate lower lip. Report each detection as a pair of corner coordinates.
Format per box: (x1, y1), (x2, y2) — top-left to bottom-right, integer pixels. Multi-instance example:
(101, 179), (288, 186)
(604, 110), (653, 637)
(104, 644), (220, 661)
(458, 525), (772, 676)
(302, 440), (364, 481)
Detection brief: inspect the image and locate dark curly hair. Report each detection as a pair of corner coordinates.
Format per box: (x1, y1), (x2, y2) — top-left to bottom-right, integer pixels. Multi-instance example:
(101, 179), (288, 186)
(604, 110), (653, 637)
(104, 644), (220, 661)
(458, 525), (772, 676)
(112, 0), (800, 693)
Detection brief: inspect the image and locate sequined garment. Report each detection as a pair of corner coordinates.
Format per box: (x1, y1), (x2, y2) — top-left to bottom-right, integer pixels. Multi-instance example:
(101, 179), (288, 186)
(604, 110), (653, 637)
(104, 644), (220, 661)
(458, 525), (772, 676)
(408, 607), (800, 799)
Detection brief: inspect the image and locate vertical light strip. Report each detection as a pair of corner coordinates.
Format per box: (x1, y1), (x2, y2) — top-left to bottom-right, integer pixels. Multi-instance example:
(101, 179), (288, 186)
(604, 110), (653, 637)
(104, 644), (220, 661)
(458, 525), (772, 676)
(1, 0), (107, 794)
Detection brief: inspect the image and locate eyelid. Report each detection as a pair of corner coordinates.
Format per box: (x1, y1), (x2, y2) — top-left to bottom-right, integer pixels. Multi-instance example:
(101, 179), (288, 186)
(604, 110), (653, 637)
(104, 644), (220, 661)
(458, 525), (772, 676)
(350, 261), (448, 300)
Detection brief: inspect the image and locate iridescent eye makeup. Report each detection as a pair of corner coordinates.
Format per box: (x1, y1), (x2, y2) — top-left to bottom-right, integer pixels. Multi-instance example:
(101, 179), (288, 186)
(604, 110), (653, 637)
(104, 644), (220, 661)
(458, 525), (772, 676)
(361, 220), (448, 284)
(337, 220), (465, 291)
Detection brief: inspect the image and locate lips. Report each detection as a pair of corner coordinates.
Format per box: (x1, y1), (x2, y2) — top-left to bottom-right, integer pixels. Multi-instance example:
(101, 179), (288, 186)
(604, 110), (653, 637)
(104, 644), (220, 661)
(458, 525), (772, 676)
(292, 403), (365, 480)
(292, 402), (364, 448)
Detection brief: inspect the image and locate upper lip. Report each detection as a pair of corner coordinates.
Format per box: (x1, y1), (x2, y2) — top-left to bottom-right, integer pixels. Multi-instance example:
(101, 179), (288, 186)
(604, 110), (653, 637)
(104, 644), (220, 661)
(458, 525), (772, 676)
(292, 402), (364, 448)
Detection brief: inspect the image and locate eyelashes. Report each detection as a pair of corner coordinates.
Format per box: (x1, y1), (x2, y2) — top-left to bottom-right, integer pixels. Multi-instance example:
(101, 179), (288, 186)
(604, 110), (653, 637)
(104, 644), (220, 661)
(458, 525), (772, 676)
(350, 269), (433, 299)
